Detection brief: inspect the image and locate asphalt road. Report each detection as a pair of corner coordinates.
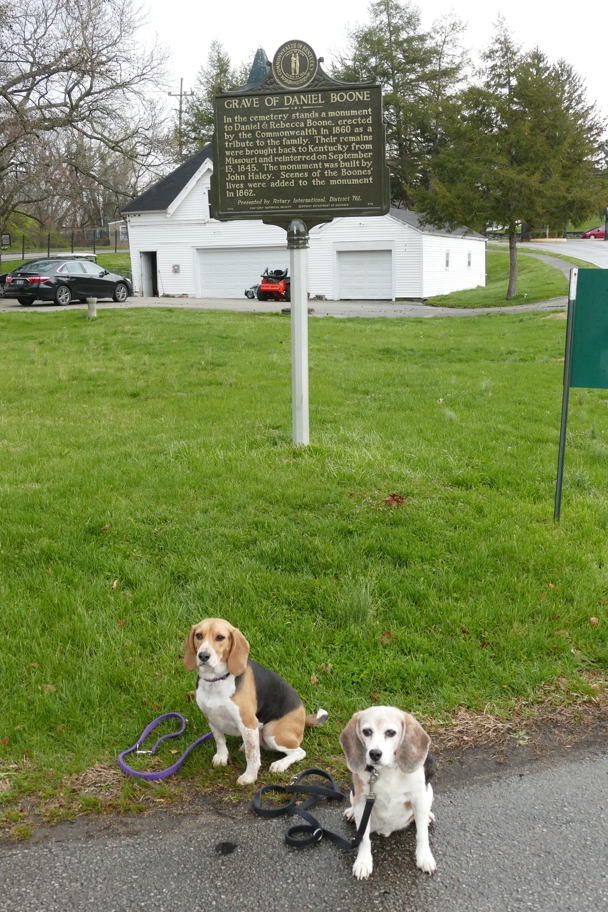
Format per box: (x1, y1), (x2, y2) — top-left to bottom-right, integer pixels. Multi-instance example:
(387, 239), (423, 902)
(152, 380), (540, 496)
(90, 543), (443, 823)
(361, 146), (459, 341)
(1, 752), (606, 912)
(518, 239), (608, 269)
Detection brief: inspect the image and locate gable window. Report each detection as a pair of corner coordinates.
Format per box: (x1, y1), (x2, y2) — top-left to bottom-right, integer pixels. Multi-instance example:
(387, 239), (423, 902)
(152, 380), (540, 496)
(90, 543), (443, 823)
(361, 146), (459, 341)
(445, 250), (450, 269)
(467, 251), (472, 269)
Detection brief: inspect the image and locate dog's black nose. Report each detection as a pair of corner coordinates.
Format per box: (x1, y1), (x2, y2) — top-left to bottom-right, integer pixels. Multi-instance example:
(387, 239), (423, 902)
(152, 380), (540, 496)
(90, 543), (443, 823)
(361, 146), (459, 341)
(198, 651), (210, 663)
(369, 749), (382, 763)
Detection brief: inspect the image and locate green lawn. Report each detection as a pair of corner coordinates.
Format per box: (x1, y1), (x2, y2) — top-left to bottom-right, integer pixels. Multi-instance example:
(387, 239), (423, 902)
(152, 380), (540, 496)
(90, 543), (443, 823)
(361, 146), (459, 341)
(429, 251), (568, 307)
(1, 252), (130, 276)
(0, 308), (607, 809)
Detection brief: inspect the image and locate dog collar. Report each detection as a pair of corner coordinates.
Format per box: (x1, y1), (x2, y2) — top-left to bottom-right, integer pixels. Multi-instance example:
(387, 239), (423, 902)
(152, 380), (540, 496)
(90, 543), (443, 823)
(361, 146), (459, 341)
(200, 672), (231, 684)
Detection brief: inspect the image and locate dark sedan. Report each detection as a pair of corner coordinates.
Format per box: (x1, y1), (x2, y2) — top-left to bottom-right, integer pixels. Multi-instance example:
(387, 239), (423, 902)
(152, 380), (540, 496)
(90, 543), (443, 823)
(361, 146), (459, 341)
(2, 257), (132, 306)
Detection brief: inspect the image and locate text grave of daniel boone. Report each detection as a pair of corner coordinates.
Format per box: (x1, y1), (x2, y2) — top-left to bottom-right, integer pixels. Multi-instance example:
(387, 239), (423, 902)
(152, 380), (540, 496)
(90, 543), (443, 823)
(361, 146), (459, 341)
(212, 84), (388, 222)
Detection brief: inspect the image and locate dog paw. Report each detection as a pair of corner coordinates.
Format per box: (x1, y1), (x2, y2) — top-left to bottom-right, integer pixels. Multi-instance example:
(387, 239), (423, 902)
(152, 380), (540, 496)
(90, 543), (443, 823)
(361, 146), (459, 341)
(212, 753), (228, 767)
(237, 771), (258, 786)
(343, 806), (355, 822)
(416, 849), (437, 874)
(269, 759), (290, 773)
(352, 854), (374, 880)
(429, 811), (436, 824)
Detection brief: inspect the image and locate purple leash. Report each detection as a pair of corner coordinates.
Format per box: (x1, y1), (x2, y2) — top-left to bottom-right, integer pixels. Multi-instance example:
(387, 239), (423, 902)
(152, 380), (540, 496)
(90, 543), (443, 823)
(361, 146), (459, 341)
(118, 712), (213, 781)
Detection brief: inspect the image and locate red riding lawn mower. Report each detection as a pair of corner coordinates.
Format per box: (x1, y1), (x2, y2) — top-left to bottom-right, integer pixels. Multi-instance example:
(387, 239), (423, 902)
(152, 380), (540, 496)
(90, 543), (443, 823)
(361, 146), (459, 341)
(245, 268), (291, 302)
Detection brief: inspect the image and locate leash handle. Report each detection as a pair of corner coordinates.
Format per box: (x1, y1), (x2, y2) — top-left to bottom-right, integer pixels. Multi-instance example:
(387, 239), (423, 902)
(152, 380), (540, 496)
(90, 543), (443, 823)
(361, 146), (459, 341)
(253, 768), (375, 852)
(118, 712), (213, 781)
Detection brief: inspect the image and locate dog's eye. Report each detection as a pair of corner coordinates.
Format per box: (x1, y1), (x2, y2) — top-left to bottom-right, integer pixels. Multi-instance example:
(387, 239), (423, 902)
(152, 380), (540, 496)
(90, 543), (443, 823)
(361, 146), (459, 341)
(362, 728), (372, 737)
(195, 633), (203, 641)
(215, 635), (226, 642)
(385, 730), (396, 738)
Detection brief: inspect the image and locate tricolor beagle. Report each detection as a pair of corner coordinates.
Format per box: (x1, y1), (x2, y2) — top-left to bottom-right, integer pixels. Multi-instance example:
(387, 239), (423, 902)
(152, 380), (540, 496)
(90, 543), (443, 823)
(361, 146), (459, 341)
(184, 618), (328, 785)
(340, 706), (436, 879)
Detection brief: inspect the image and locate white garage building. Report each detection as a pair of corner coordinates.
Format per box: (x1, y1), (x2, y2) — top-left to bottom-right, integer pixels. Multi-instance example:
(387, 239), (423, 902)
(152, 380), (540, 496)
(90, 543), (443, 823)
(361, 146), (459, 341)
(123, 145), (486, 300)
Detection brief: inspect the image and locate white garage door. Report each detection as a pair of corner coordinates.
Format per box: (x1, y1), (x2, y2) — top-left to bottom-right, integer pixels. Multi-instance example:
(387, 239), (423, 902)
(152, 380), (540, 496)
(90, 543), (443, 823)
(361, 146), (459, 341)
(198, 247), (289, 298)
(338, 250), (393, 300)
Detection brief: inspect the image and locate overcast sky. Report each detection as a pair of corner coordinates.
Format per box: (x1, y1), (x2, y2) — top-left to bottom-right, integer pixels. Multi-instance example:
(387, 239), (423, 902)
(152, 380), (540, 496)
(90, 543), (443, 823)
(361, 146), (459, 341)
(145, 0), (607, 121)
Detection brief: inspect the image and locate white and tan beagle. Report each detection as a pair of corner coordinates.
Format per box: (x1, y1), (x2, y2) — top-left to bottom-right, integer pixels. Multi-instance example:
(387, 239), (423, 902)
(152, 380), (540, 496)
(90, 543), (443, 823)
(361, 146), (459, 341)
(184, 618), (328, 785)
(340, 706), (436, 880)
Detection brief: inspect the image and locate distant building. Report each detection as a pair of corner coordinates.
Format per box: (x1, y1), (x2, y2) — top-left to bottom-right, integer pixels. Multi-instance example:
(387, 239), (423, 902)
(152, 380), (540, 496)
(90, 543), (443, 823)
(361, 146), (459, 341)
(123, 145), (486, 300)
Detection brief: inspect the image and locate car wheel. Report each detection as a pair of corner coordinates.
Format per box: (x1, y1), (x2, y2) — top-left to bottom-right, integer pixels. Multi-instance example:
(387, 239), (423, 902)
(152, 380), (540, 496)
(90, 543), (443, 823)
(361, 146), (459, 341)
(256, 288), (268, 301)
(113, 282), (129, 303)
(18, 296), (34, 306)
(55, 284), (72, 305)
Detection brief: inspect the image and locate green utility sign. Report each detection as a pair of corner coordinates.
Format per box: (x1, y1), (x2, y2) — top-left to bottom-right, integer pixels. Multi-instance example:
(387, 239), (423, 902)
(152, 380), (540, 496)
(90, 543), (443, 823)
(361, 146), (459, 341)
(555, 268), (608, 519)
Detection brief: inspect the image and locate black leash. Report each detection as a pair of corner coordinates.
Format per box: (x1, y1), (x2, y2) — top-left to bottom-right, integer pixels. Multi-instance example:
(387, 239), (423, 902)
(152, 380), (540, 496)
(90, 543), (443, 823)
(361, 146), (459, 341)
(253, 767), (375, 851)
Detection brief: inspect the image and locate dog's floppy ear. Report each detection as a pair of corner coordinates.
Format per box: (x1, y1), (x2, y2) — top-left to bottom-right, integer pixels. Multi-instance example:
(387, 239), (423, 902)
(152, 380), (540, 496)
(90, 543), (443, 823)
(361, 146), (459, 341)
(227, 624), (250, 676)
(183, 625), (200, 672)
(396, 711), (431, 774)
(340, 712), (366, 772)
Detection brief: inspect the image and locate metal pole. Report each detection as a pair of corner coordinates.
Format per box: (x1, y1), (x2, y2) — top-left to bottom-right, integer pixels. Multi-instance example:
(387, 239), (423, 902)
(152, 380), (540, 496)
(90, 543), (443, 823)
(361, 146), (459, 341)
(71, 231), (74, 254)
(114, 230), (118, 254)
(47, 233), (50, 257)
(93, 229), (96, 255)
(22, 233), (25, 260)
(604, 206), (608, 242)
(554, 268), (578, 521)
(287, 219), (309, 446)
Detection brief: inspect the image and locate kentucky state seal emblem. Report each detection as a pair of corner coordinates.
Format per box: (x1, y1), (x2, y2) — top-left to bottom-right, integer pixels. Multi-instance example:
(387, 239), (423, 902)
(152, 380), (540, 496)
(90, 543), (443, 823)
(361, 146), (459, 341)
(272, 41), (318, 90)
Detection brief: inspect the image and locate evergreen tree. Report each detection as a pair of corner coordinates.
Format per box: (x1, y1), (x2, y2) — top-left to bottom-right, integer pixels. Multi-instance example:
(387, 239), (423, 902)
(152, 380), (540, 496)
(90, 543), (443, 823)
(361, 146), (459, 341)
(415, 19), (605, 299)
(333, 0), (467, 207)
(181, 41), (249, 157)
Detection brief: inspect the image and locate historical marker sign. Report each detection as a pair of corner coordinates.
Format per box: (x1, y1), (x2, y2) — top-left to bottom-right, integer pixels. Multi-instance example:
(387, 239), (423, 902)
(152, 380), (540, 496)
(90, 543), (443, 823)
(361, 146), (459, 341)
(211, 41), (390, 227)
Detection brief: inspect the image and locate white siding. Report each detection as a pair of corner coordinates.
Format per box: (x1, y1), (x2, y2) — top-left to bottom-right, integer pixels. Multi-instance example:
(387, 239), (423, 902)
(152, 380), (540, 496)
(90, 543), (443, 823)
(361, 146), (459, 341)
(421, 234), (486, 298)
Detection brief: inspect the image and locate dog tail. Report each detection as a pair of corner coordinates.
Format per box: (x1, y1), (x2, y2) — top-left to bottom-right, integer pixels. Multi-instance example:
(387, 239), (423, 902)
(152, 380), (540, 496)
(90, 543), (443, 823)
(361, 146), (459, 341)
(305, 708), (328, 727)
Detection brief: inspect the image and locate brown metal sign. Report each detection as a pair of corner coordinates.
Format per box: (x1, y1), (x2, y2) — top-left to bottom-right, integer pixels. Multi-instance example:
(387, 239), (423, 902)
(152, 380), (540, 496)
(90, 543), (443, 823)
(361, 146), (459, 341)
(211, 41), (390, 228)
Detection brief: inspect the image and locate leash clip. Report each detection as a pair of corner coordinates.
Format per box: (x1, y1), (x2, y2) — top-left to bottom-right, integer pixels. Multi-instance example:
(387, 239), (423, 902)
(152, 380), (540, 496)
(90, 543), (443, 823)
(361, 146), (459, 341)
(135, 749), (153, 755)
(368, 767), (379, 798)
(314, 828), (323, 842)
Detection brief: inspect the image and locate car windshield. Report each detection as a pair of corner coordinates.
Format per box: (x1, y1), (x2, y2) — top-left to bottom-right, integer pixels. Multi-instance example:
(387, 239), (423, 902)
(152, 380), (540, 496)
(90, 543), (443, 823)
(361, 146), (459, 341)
(17, 261), (61, 275)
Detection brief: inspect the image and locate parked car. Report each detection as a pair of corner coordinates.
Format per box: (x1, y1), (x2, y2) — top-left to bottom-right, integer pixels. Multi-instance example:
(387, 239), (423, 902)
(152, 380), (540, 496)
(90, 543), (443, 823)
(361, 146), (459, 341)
(2, 257), (132, 306)
(581, 226), (605, 240)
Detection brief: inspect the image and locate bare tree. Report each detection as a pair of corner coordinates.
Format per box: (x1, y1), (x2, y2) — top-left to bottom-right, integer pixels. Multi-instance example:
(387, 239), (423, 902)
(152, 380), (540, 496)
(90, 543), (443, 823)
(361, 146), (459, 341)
(0, 0), (169, 231)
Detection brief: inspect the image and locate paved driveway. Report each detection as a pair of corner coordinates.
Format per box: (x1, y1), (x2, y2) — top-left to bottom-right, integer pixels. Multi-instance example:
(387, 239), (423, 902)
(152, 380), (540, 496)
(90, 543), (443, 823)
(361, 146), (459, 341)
(1, 752), (606, 912)
(0, 296), (567, 319)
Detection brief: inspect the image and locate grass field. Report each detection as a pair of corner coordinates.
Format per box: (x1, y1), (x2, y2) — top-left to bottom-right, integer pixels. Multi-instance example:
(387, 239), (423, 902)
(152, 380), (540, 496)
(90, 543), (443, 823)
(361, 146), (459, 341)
(1, 252), (131, 276)
(429, 251), (568, 307)
(1, 307), (607, 818)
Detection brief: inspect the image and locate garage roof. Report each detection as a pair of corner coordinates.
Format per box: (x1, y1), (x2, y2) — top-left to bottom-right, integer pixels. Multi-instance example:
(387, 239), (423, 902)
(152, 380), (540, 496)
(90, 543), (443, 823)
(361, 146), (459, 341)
(390, 207), (484, 239)
(123, 144), (212, 214)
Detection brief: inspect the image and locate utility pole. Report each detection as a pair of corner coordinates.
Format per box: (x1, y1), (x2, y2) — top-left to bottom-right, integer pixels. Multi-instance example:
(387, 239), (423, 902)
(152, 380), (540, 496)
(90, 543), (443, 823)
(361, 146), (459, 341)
(169, 78), (194, 160)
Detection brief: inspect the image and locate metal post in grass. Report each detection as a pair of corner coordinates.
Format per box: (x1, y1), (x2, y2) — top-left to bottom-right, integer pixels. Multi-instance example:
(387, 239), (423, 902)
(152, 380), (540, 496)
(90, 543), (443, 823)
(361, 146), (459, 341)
(71, 231), (74, 254)
(288, 219), (310, 446)
(555, 267), (608, 520)
(554, 269), (578, 521)
(47, 233), (50, 257)
(93, 229), (96, 255)
(114, 230), (118, 254)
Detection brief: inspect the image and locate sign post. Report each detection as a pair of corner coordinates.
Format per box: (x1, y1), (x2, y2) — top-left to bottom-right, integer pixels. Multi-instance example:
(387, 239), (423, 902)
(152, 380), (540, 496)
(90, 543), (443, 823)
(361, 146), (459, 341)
(211, 40), (389, 444)
(555, 268), (608, 520)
